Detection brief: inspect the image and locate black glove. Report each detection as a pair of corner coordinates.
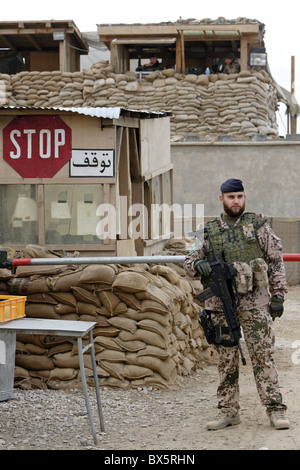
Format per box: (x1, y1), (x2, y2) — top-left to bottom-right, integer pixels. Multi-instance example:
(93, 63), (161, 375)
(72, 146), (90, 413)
(269, 295), (284, 320)
(194, 259), (212, 277)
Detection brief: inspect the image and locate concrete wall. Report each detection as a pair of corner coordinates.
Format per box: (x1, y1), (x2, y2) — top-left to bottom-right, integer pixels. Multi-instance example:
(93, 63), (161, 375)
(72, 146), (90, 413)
(171, 140), (300, 218)
(171, 140), (300, 284)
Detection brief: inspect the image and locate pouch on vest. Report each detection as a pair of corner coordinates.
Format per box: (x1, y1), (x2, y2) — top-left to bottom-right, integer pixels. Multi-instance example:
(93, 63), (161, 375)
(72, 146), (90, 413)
(233, 261), (253, 294)
(250, 258), (269, 287)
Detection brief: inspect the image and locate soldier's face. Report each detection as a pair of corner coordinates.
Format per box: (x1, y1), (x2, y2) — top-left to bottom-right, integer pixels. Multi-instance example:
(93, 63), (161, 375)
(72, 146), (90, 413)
(219, 192), (246, 217)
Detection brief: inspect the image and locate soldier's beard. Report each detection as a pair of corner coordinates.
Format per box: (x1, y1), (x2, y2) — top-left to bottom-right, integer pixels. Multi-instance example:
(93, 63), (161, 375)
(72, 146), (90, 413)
(223, 200), (245, 218)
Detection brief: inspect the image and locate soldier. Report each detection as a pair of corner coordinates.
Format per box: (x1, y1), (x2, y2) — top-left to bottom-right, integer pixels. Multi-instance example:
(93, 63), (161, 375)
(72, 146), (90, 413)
(223, 52), (240, 74)
(184, 178), (289, 430)
(142, 54), (163, 71)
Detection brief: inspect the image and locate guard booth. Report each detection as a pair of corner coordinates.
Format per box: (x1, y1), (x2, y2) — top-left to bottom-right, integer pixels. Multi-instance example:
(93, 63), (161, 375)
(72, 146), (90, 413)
(0, 106), (173, 257)
(97, 19), (266, 74)
(0, 20), (88, 73)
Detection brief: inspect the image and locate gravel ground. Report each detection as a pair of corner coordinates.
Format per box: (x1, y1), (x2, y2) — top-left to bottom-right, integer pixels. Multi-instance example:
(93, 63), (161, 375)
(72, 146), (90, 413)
(1, 287), (300, 452)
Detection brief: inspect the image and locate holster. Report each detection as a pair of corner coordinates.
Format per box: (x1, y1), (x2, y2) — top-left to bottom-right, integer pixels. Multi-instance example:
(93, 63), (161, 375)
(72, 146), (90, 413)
(199, 309), (239, 347)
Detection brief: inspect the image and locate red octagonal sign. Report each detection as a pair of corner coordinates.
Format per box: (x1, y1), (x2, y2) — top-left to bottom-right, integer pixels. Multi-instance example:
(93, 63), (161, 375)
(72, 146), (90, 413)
(3, 115), (72, 178)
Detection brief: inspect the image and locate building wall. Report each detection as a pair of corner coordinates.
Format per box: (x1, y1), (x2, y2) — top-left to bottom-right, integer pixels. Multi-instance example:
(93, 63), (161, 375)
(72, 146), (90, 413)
(171, 140), (300, 284)
(171, 141), (300, 218)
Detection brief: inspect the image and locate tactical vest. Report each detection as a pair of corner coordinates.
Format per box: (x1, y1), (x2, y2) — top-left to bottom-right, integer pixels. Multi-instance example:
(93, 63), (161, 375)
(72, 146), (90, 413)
(205, 212), (267, 264)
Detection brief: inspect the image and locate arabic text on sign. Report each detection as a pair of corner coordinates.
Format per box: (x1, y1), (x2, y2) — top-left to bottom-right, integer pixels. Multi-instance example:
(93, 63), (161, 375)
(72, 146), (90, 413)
(70, 150), (114, 177)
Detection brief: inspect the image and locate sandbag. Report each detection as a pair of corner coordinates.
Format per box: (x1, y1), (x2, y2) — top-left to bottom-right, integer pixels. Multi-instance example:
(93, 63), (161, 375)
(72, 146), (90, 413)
(15, 354), (54, 371)
(107, 316), (137, 334)
(149, 265), (181, 285)
(126, 353), (176, 381)
(112, 271), (149, 293)
(49, 368), (78, 381)
(72, 286), (101, 306)
(49, 292), (77, 307)
(118, 329), (166, 349)
(79, 264), (116, 284)
(25, 303), (61, 319)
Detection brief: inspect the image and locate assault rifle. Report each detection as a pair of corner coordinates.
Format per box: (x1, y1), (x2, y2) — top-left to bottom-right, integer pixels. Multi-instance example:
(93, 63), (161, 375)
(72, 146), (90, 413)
(194, 228), (246, 365)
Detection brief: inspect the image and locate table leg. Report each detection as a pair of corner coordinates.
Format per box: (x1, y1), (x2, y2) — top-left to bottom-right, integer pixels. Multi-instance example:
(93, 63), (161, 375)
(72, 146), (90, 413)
(77, 337), (98, 445)
(88, 330), (105, 431)
(0, 332), (16, 402)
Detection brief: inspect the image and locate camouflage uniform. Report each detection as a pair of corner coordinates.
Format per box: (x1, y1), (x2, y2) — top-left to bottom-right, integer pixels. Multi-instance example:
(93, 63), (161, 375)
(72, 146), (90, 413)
(184, 212), (287, 418)
(223, 58), (240, 74)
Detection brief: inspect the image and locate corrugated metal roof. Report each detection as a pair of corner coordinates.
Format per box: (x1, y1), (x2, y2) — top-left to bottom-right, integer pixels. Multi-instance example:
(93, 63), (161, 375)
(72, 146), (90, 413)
(0, 105), (171, 119)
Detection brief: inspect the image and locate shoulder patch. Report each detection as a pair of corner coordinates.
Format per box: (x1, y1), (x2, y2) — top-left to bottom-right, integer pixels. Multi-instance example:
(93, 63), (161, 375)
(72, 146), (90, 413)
(255, 213), (268, 229)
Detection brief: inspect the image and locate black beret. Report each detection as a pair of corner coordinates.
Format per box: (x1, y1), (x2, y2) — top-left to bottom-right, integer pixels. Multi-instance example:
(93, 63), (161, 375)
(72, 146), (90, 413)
(220, 178), (244, 193)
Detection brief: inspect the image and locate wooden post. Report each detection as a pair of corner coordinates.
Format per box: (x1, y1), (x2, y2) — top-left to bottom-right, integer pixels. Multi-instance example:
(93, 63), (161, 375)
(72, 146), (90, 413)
(291, 56), (297, 134)
(176, 35), (182, 73)
(180, 31), (185, 74)
(240, 39), (248, 72)
(118, 128), (131, 239)
(110, 43), (118, 73)
(59, 40), (66, 72)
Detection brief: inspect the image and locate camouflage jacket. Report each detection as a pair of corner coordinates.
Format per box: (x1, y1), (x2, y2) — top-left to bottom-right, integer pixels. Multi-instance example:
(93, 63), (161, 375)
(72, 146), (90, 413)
(184, 214), (288, 311)
(224, 58), (240, 74)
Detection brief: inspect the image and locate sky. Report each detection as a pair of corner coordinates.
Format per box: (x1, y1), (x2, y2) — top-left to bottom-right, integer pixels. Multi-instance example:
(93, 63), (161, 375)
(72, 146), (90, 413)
(2, 0), (299, 134)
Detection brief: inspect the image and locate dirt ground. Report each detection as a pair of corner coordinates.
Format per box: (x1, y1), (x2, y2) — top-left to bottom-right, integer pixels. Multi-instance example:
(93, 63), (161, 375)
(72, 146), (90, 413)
(1, 286), (300, 452)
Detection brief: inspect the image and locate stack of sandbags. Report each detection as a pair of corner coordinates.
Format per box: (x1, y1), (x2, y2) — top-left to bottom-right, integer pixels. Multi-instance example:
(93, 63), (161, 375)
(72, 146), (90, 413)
(9, 70), (84, 108)
(0, 73), (15, 106)
(205, 71), (278, 137)
(6, 65), (279, 141)
(1, 247), (208, 390)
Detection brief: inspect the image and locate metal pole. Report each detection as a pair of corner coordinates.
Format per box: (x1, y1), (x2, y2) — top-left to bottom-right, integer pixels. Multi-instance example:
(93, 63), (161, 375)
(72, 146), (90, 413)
(9, 253), (299, 268)
(77, 336), (98, 445)
(283, 254), (300, 262)
(11, 255), (186, 267)
(89, 330), (105, 432)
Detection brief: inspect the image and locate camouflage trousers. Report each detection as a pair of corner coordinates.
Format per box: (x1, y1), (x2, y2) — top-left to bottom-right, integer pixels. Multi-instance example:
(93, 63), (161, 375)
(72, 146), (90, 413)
(211, 305), (286, 417)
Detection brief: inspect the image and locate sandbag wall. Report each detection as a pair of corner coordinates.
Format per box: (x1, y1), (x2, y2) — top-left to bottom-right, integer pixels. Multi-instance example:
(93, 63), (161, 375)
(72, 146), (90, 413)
(0, 248), (209, 390)
(0, 62), (279, 140)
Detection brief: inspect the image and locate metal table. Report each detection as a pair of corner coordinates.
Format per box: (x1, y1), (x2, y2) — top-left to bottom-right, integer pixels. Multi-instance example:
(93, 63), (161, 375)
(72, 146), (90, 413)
(0, 317), (104, 444)
(136, 71), (152, 81)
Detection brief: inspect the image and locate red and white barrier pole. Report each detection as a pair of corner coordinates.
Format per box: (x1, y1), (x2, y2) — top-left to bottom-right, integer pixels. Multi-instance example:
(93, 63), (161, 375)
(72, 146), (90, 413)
(283, 254), (300, 262)
(7, 253), (300, 267)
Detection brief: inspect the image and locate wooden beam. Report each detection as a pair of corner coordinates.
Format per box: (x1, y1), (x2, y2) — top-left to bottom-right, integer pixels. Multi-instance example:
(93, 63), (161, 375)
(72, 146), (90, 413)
(25, 34), (42, 51)
(0, 27), (75, 35)
(110, 43), (118, 73)
(240, 38), (248, 71)
(98, 25), (178, 36)
(111, 38), (176, 45)
(129, 128), (142, 183)
(97, 22), (260, 38)
(176, 35), (181, 73)
(0, 35), (16, 51)
(59, 40), (66, 72)
(118, 127), (131, 239)
(180, 31), (185, 74)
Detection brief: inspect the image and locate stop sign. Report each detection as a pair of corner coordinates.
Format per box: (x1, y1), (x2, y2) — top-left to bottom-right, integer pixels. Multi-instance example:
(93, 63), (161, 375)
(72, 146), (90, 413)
(3, 115), (72, 178)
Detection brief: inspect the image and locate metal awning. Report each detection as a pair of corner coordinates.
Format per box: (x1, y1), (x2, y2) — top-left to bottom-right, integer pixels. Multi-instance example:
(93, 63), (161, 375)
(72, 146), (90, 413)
(0, 105), (171, 119)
